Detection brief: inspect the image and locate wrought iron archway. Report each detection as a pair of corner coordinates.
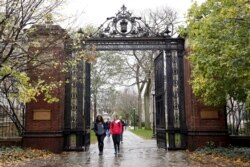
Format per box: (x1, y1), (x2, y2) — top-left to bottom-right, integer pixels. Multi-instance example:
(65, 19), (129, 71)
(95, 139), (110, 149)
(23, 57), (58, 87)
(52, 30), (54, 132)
(64, 5), (187, 150)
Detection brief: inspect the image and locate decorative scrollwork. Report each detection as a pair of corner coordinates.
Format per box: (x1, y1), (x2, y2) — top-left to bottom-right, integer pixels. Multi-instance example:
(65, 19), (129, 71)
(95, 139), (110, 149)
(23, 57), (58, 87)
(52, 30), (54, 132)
(92, 5), (157, 38)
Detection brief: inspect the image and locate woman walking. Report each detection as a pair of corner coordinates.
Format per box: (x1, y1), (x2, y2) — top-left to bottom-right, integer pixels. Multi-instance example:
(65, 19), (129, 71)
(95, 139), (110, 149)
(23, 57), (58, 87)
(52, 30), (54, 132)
(94, 115), (107, 155)
(110, 115), (123, 154)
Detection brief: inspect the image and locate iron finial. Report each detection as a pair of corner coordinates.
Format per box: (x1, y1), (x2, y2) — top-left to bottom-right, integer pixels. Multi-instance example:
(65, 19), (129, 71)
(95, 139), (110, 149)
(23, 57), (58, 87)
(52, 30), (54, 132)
(121, 4), (127, 12)
(163, 27), (171, 37)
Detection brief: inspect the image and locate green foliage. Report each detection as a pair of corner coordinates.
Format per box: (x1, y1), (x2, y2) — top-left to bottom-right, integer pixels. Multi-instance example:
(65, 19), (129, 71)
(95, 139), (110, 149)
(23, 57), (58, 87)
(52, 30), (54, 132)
(129, 128), (153, 139)
(90, 130), (97, 144)
(0, 0), (68, 134)
(180, 0), (250, 106)
(130, 114), (139, 126)
(206, 141), (216, 149)
(0, 65), (36, 103)
(196, 145), (250, 160)
(0, 64), (62, 103)
(242, 121), (250, 135)
(140, 122), (145, 128)
(0, 0), (69, 103)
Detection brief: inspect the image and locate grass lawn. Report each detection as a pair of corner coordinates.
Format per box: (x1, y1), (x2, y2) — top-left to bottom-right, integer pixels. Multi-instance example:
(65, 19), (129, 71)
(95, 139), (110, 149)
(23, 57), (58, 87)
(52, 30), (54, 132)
(129, 127), (182, 144)
(129, 128), (153, 140)
(90, 130), (97, 144)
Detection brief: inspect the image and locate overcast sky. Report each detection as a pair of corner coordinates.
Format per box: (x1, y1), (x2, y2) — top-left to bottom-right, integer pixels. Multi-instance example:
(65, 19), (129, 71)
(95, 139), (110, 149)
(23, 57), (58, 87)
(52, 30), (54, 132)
(59, 0), (205, 28)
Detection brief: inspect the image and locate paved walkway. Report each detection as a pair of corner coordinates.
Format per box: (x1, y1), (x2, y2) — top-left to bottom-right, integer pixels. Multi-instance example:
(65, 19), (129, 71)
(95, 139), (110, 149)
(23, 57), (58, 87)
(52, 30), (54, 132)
(17, 130), (199, 167)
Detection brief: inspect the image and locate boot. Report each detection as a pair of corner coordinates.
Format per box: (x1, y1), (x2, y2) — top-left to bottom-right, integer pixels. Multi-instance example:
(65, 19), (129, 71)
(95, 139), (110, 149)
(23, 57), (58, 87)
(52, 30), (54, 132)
(100, 144), (103, 154)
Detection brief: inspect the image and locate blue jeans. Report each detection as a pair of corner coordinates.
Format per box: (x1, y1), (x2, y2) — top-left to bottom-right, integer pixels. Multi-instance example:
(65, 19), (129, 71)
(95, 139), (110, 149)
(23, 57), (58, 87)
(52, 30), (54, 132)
(106, 129), (110, 137)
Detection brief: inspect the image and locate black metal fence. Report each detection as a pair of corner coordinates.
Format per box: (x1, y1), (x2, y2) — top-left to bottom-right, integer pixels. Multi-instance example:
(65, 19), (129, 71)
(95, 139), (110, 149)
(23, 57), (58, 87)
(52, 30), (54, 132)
(0, 105), (25, 138)
(227, 103), (250, 136)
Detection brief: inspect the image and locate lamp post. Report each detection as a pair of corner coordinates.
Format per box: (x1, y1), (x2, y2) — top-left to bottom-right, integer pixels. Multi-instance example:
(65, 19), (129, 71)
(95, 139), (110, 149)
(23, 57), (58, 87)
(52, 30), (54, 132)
(152, 91), (156, 138)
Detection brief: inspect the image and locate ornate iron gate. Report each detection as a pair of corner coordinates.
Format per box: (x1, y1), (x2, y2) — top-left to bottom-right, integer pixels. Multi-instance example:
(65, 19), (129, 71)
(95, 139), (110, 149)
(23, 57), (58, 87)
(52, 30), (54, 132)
(63, 39), (91, 151)
(78, 5), (187, 150)
(83, 63), (91, 148)
(154, 41), (186, 149)
(165, 46), (187, 150)
(154, 52), (166, 148)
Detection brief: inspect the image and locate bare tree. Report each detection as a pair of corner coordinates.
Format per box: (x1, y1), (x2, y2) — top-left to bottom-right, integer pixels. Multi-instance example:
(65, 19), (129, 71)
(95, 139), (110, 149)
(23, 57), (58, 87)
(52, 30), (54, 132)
(97, 88), (118, 115)
(227, 97), (248, 135)
(0, 0), (67, 134)
(142, 6), (178, 36)
(91, 51), (126, 119)
(123, 51), (157, 129)
(116, 88), (138, 125)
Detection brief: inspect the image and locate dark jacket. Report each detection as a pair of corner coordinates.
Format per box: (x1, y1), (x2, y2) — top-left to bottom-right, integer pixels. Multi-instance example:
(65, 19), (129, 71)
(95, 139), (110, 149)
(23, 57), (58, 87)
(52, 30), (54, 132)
(120, 120), (125, 132)
(105, 121), (111, 130)
(94, 122), (107, 136)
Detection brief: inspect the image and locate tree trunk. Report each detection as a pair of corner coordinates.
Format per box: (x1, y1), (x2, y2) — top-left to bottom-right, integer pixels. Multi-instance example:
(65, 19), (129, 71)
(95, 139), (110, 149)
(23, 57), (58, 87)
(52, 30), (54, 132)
(144, 95), (151, 129)
(138, 92), (142, 129)
(144, 78), (152, 130)
(135, 64), (145, 129)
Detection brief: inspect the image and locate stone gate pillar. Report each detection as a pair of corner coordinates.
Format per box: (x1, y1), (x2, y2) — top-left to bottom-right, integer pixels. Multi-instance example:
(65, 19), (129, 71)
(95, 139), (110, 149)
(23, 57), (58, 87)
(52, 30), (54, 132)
(184, 39), (229, 150)
(22, 24), (68, 153)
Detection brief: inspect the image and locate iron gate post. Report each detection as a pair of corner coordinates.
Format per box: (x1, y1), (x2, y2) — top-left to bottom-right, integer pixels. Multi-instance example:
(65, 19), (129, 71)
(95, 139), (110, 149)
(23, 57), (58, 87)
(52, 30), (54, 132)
(166, 50), (175, 149)
(152, 92), (156, 138)
(154, 53), (166, 148)
(76, 59), (84, 149)
(84, 62), (91, 149)
(177, 44), (187, 148)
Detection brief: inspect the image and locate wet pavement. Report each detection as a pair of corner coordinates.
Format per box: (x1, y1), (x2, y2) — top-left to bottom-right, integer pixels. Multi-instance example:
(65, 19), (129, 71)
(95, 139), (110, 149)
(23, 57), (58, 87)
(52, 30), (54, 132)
(15, 130), (200, 167)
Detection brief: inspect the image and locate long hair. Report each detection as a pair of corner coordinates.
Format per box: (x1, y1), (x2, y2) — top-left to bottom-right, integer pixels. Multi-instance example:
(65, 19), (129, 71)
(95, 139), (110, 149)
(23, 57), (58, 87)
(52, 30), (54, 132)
(95, 115), (104, 123)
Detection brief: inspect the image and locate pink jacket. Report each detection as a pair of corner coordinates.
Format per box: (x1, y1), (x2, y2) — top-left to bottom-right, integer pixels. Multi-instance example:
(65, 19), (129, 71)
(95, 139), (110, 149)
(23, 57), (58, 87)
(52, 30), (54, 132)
(110, 120), (122, 135)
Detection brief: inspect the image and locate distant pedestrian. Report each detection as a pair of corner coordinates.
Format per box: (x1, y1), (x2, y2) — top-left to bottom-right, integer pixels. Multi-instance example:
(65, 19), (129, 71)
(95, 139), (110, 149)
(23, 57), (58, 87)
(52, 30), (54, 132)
(119, 116), (125, 143)
(124, 121), (127, 130)
(94, 115), (107, 155)
(105, 118), (111, 137)
(110, 115), (122, 154)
